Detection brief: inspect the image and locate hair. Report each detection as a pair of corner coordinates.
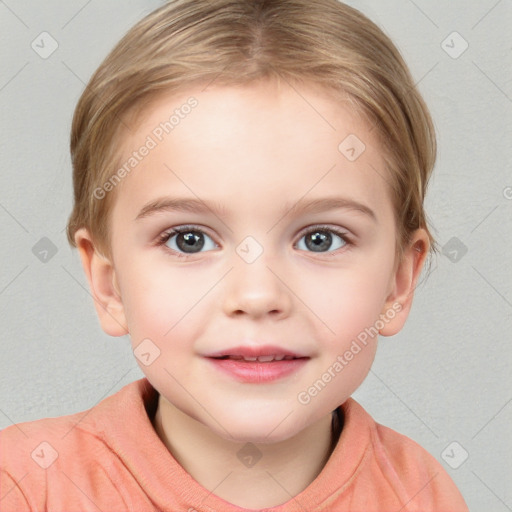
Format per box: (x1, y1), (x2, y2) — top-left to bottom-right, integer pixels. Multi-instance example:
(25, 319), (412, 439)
(66, 0), (437, 262)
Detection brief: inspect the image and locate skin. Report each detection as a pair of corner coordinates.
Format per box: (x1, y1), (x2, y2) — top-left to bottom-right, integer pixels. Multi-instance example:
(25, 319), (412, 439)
(75, 80), (428, 508)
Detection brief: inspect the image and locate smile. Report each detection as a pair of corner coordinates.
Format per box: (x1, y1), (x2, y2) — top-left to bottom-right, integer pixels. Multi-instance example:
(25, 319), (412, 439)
(213, 354), (298, 362)
(205, 345), (310, 383)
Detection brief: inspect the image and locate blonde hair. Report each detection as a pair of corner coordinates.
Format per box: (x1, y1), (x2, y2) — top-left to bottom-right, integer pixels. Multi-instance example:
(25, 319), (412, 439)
(67, 0), (437, 260)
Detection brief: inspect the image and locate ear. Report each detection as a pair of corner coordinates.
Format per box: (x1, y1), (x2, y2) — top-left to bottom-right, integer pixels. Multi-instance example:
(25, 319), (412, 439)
(74, 228), (128, 337)
(379, 229), (430, 336)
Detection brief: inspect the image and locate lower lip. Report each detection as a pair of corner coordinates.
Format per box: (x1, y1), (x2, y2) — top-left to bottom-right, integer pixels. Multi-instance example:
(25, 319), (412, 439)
(206, 357), (309, 383)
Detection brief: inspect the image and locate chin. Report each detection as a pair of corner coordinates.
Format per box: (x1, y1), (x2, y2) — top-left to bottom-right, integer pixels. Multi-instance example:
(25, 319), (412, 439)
(221, 426), (297, 445)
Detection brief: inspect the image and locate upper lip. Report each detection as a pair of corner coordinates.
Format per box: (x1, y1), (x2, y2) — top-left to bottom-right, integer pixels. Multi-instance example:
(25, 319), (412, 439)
(205, 345), (308, 359)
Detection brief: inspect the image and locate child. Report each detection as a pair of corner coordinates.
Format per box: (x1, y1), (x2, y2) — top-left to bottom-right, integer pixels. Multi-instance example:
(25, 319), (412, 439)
(1, 0), (469, 510)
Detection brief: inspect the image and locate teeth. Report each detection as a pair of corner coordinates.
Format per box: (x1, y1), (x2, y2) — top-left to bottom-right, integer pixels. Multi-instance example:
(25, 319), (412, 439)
(256, 355), (275, 362)
(225, 355), (295, 362)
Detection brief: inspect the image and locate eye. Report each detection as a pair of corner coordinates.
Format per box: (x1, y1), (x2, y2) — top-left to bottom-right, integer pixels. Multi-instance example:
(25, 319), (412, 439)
(296, 226), (349, 253)
(158, 226), (217, 256)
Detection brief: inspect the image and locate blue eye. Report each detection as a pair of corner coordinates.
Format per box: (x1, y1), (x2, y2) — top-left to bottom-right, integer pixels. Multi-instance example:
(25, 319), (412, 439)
(160, 227), (217, 256)
(296, 227), (349, 253)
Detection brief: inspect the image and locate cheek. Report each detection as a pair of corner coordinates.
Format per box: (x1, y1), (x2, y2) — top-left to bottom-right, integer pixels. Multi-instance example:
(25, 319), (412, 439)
(301, 273), (387, 409)
(118, 260), (215, 342)
(305, 259), (393, 338)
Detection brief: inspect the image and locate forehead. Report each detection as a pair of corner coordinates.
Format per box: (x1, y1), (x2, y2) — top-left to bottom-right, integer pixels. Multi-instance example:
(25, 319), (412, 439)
(111, 81), (393, 225)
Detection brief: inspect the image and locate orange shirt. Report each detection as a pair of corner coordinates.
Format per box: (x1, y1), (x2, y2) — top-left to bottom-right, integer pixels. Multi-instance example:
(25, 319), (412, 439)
(0, 378), (468, 511)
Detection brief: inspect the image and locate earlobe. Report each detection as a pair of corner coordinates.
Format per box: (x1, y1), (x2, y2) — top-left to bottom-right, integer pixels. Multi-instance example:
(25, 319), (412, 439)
(74, 228), (128, 337)
(379, 229), (430, 336)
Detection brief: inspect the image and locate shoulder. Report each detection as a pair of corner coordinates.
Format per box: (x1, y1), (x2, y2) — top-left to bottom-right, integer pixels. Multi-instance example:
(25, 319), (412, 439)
(341, 399), (469, 511)
(0, 409), (89, 509)
(1, 409), (90, 476)
(1, 377), (151, 461)
(0, 378), (155, 509)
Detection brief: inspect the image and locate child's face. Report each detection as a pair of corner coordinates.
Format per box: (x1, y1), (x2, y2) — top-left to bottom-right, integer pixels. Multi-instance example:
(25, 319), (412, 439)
(87, 81), (424, 442)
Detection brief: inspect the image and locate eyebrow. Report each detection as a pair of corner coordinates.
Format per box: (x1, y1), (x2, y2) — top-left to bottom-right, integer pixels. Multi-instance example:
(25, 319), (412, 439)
(135, 196), (376, 222)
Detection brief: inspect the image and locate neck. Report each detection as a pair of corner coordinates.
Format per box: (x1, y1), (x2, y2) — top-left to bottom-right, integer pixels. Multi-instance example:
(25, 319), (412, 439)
(152, 396), (340, 509)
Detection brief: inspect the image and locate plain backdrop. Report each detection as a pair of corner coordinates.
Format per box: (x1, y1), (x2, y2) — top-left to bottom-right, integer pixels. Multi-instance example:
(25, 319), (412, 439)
(1, 1), (511, 510)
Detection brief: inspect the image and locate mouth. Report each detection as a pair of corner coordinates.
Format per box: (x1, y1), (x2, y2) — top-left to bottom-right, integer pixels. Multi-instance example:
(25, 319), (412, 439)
(205, 344), (308, 361)
(211, 354), (302, 362)
(204, 345), (310, 383)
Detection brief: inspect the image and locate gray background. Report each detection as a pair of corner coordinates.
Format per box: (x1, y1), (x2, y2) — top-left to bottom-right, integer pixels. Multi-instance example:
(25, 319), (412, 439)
(1, 0), (511, 509)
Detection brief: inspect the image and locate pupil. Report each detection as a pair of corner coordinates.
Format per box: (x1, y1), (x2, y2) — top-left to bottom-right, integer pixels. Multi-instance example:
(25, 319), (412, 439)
(178, 232), (204, 252)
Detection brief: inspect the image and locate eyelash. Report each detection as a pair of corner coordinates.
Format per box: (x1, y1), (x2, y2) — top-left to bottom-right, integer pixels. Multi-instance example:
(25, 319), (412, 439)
(155, 224), (353, 259)
(155, 226), (213, 259)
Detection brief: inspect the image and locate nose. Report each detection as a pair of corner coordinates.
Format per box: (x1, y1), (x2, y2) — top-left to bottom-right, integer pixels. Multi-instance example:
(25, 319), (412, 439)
(222, 252), (293, 320)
